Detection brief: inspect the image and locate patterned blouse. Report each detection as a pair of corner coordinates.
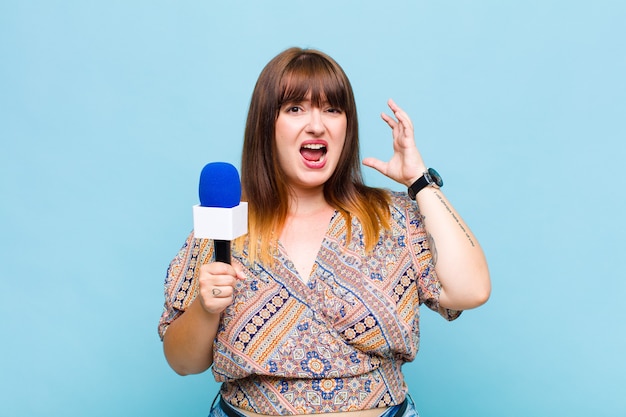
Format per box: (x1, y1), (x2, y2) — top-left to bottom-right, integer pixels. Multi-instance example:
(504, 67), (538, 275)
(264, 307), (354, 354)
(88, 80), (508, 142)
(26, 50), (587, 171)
(159, 192), (461, 415)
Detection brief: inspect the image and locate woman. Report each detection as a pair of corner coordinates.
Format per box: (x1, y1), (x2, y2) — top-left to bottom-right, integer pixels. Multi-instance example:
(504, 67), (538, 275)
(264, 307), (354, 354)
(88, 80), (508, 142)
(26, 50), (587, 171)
(159, 47), (490, 417)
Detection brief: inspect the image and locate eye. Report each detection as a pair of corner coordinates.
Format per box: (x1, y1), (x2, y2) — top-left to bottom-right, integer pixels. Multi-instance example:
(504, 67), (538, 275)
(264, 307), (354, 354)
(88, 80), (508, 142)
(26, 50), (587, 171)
(322, 102), (343, 114)
(282, 103), (304, 114)
(326, 107), (343, 114)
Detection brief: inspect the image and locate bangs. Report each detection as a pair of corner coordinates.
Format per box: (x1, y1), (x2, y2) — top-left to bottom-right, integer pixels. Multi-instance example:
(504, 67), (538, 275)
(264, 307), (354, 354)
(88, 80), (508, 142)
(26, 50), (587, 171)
(278, 53), (348, 110)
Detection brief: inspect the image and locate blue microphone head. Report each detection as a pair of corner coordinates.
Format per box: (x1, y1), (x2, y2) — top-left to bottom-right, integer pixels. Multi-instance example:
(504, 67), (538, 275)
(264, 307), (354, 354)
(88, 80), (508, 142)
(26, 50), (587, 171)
(198, 162), (241, 208)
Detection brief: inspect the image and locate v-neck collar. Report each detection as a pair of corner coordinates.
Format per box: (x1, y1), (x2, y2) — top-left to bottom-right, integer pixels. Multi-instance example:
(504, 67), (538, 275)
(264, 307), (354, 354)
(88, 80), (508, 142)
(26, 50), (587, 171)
(276, 210), (341, 285)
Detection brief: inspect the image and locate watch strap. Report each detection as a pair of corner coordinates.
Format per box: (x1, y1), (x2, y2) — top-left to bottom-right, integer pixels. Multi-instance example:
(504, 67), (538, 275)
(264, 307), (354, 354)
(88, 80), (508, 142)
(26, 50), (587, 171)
(408, 175), (430, 200)
(408, 168), (443, 200)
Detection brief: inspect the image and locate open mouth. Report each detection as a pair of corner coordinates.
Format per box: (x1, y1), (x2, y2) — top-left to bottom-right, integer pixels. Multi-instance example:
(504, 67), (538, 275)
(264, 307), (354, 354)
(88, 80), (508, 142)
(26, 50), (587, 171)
(300, 143), (327, 163)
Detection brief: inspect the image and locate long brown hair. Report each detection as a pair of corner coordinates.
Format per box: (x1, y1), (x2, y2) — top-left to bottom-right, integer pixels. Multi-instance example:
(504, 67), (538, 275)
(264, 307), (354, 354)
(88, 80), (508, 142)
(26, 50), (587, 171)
(239, 47), (390, 263)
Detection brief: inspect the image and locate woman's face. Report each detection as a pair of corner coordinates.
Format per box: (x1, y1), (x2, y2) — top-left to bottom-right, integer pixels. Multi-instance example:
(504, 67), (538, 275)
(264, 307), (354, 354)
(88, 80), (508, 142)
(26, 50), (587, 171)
(274, 95), (347, 193)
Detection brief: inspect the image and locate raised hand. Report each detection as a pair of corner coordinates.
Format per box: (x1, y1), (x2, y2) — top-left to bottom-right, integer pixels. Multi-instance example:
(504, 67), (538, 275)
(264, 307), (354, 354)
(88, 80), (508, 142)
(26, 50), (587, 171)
(362, 99), (427, 187)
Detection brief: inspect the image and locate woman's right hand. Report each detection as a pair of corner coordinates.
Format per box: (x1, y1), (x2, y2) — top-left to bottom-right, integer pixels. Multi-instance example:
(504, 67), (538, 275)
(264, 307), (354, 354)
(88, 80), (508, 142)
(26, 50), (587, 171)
(197, 262), (244, 315)
(163, 260), (245, 375)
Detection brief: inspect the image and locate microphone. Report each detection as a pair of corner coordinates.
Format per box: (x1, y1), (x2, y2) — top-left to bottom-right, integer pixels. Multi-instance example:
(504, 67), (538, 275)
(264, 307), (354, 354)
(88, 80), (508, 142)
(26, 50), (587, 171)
(193, 162), (248, 264)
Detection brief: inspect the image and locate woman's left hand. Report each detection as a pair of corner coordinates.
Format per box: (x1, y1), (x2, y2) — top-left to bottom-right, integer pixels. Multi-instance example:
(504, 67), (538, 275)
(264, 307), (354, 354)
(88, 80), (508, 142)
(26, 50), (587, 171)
(362, 99), (426, 186)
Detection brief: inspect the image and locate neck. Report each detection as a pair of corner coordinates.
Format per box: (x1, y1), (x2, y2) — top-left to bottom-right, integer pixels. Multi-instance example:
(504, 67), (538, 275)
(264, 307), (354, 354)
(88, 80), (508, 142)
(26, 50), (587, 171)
(287, 187), (331, 217)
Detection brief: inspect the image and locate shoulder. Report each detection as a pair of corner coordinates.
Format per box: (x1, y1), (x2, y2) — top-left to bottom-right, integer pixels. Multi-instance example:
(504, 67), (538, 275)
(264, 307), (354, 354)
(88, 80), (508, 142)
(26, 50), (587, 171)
(387, 191), (421, 222)
(388, 190), (413, 209)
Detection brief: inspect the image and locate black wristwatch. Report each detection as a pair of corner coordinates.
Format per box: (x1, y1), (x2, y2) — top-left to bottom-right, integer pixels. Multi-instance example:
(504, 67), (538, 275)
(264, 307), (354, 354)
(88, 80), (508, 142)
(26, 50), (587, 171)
(407, 168), (443, 200)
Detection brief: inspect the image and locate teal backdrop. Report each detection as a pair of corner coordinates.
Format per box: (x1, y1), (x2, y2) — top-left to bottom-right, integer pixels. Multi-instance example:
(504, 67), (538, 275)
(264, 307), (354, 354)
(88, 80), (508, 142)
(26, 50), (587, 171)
(1, 1), (625, 416)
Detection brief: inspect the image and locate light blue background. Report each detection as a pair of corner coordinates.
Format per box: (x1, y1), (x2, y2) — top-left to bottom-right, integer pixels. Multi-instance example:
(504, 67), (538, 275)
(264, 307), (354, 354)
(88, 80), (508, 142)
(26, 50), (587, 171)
(1, 1), (624, 416)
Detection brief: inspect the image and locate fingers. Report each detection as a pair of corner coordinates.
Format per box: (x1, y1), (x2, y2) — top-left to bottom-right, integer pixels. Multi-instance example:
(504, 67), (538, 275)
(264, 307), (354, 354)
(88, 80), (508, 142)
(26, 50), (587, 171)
(209, 284), (234, 299)
(232, 262), (247, 281)
(380, 111), (398, 129)
(382, 99), (414, 132)
(198, 262), (241, 314)
(367, 99), (425, 185)
(362, 157), (386, 174)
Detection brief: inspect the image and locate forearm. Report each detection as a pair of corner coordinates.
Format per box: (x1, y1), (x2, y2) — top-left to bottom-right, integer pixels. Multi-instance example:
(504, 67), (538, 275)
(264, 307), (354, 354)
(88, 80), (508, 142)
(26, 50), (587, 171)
(162, 297), (220, 375)
(415, 187), (491, 310)
(367, 99), (490, 309)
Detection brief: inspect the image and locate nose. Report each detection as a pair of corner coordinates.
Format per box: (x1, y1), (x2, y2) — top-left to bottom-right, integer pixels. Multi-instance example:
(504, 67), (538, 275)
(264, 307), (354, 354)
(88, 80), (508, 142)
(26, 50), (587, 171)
(305, 108), (325, 136)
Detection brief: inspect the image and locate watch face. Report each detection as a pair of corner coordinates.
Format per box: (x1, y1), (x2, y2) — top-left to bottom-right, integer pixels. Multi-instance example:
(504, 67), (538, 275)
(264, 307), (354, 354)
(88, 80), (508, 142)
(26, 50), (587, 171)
(427, 168), (444, 187)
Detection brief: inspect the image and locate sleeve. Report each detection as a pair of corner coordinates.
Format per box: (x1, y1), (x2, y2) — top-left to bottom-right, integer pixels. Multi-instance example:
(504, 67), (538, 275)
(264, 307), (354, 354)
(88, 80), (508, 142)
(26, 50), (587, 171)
(400, 193), (463, 321)
(157, 232), (214, 340)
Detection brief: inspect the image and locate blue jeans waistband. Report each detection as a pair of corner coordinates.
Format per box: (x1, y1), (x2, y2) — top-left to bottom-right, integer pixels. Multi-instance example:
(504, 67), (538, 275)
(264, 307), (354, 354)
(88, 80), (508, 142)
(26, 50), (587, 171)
(210, 394), (418, 417)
